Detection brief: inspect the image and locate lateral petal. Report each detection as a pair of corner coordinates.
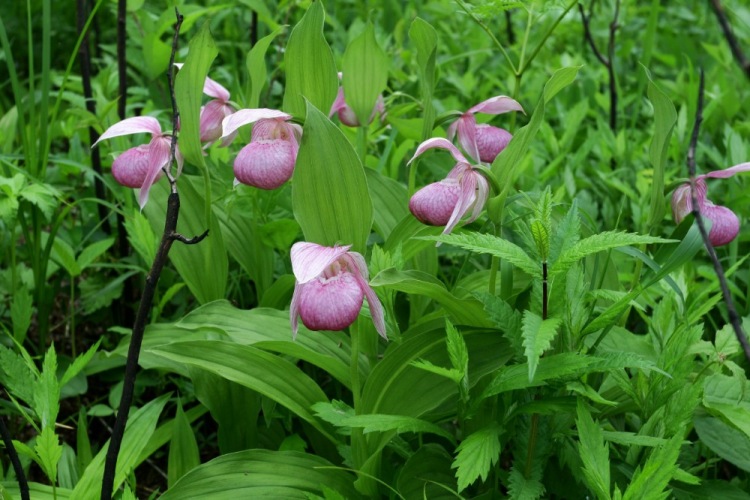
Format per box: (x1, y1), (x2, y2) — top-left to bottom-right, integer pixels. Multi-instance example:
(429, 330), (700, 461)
(407, 137), (469, 166)
(137, 136), (171, 210)
(467, 95), (525, 115)
(444, 171), (477, 235)
(705, 162), (750, 179)
(93, 116), (162, 147)
(456, 114), (480, 164)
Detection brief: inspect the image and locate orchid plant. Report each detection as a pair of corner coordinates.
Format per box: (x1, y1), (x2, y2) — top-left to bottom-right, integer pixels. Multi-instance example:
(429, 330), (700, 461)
(671, 162), (750, 246)
(289, 242), (386, 339)
(175, 63), (237, 144)
(408, 138), (490, 235)
(221, 109), (302, 189)
(93, 116), (182, 209)
(329, 73), (385, 127)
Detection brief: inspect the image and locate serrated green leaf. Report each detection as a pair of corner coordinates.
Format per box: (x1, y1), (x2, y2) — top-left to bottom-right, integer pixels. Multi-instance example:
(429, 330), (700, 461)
(35, 426), (62, 481)
(549, 199), (580, 264)
(76, 238), (114, 271)
(411, 359), (462, 383)
(333, 413), (455, 443)
(426, 232), (540, 276)
(552, 232), (674, 277)
(0, 346), (36, 406)
(292, 102), (373, 253)
(282, 1), (338, 118)
(33, 346), (59, 429)
(10, 286), (33, 343)
(51, 238), (81, 277)
(342, 23), (389, 127)
(175, 22), (218, 169)
(530, 220), (549, 262)
(521, 312), (560, 381)
(452, 424), (502, 492)
(600, 431), (667, 447)
(623, 434), (682, 500)
(576, 401), (610, 500)
(446, 320), (468, 377)
(507, 466), (546, 500)
(168, 400), (201, 488)
(246, 27), (284, 108)
(60, 340), (100, 387)
(19, 182), (60, 220)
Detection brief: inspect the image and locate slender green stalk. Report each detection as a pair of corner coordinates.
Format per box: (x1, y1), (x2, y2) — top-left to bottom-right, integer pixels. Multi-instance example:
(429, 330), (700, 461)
(357, 126), (368, 164)
(519, 0), (577, 74)
(39, 0), (51, 178)
(454, 0), (518, 74)
(25, 0), (37, 175)
(488, 255), (499, 294)
(518, 4), (534, 71)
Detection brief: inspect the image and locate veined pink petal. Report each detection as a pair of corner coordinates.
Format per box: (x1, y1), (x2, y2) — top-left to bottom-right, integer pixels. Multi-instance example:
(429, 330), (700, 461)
(233, 140), (297, 189)
(291, 242), (352, 284)
(200, 100), (235, 143)
(444, 170), (478, 235)
(408, 138), (469, 166)
(456, 114), (481, 164)
(467, 172), (489, 222)
(409, 180), (461, 226)
(93, 116), (162, 147)
(251, 119), (300, 145)
(296, 274), (364, 332)
(475, 125), (512, 163)
(705, 162), (750, 179)
(446, 120), (459, 142)
(290, 281), (302, 339)
(671, 179), (708, 223)
(329, 87), (348, 117)
(345, 258), (387, 340)
(702, 202), (740, 246)
(203, 76), (230, 102)
(342, 251), (369, 281)
(467, 95), (525, 115)
(222, 109), (292, 139)
(111, 144), (152, 188)
(137, 136), (171, 210)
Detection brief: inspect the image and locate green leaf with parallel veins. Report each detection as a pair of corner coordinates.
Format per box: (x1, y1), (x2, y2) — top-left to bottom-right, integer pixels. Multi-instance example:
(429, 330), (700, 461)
(292, 102), (373, 253)
(282, 1), (338, 118)
(452, 424), (502, 492)
(576, 400), (611, 500)
(246, 27), (284, 108)
(168, 400), (201, 488)
(409, 18), (437, 139)
(342, 23), (389, 127)
(175, 22), (218, 169)
(646, 73), (677, 231)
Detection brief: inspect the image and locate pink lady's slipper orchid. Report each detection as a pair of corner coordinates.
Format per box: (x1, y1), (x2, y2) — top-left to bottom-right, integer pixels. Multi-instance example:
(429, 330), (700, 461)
(408, 138), (489, 235)
(672, 162), (750, 246)
(221, 109), (302, 190)
(290, 242), (386, 340)
(174, 63), (236, 144)
(93, 116), (182, 209)
(447, 95), (524, 164)
(329, 73), (385, 127)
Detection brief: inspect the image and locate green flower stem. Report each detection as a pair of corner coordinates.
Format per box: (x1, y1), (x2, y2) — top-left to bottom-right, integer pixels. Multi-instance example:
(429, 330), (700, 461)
(357, 126), (368, 164)
(519, 0), (578, 74)
(454, 0), (518, 75)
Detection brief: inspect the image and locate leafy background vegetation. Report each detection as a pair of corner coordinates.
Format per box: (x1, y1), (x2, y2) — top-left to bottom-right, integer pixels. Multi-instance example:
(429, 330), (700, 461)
(1, 0), (750, 498)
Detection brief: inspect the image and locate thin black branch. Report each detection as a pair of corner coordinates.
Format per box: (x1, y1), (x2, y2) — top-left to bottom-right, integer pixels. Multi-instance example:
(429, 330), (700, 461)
(77, 0), (110, 231)
(0, 413), (29, 500)
(542, 261), (548, 321)
(709, 0), (750, 80)
(171, 230), (209, 244)
(688, 69), (750, 365)
(117, 0), (127, 121)
(579, 0), (620, 133)
(101, 9), (209, 500)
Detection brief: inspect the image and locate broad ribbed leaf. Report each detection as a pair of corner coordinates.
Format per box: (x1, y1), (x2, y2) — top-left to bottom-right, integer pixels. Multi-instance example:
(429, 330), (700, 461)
(370, 268), (492, 327)
(427, 232), (539, 276)
(452, 424), (502, 492)
(144, 177), (227, 303)
(175, 22), (218, 169)
(646, 74), (676, 230)
(366, 168), (408, 240)
(292, 102), (373, 253)
(73, 395), (169, 498)
(168, 401), (201, 488)
(161, 450), (361, 499)
(409, 18), (437, 139)
(694, 414), (750, 472)
(521, 312), (560, 381)
(397, 444), (457, 500)
(282, 1), (338, 117)
(342, 23), (388, 127)
(246, 27), (283, 108)
(149, 341), (335, 443)
(576, 401), (611, 500)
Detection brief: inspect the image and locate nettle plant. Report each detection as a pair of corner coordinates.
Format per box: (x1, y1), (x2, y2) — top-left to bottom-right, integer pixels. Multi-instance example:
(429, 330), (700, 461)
(3, 1), (750, 499)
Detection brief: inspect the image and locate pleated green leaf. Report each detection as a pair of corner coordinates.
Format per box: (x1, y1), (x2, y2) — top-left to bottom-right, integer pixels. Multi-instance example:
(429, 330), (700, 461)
(366, 168), (408, 240)
(646, 73), (677, 231)
(409, 18), (437, 139)
(150, 340), (336, 443)
(342, 23), (389, 126)
(144, 176), (227, 304)
(292, 102), (373, 253)
(246, 27), (284, 108)
(168, 400), (201, 488)
(175, 22), (218, 169)
(72, 395), (169, 499)
(161, 450), (361, 499)
(282, 1), (338, 118)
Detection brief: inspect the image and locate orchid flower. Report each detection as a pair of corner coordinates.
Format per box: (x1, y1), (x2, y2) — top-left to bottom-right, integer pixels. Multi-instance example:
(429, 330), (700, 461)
(93, 116), (182, 209)
(408, 138), (489, 235)
(174, 63), (236, 144)
(328, 73), (385, 127)
(290, 242), (386, 340)
(447, 95), (524, 164)
(672, 162), (750, 246)
(221, 109), (302, 189)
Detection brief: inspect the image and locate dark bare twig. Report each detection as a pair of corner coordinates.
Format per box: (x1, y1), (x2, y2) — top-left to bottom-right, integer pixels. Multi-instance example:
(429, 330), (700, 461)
(688, 69), (750, 365)
(505, 10), (515, 46)
(77, 0), (110, 231)
(709, 0), (750, 80)
(0, 414), (29, 500)
(579, 0), (620, 133)
(101, 9), (209, 499)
